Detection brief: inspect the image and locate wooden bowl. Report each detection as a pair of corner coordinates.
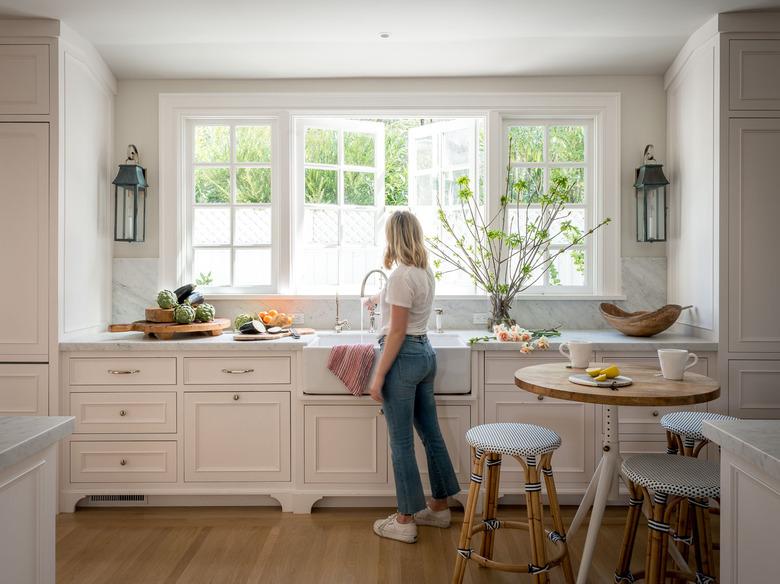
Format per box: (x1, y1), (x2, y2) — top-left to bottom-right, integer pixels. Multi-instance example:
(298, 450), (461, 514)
(599, 303), (692, 337)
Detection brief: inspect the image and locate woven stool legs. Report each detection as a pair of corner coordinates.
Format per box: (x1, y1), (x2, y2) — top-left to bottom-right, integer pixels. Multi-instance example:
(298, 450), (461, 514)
(452, 449), (574, 584)
(615, 478), (717, 584)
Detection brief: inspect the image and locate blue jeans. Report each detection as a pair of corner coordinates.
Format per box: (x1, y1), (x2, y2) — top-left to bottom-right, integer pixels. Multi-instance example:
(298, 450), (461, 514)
(379, 335), (461, 515)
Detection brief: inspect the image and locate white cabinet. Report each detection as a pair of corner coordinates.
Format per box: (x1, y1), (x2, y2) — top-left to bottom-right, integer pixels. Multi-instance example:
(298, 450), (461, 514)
(484, 391), (596, 488)
(70, 441), (177, 484)
(68, 357), (177, 386)
(413, 404), (472, 484)
(184, 391), (290, 482)
(304, 405), (388, 484)
(728, 360), (780, 418)
(729, 39), (780, 110)
(0, 364), (47, 415)
(70, 392), (176, 434)
(0, 123), (49, 360)
(728, 118), (780, 352)
(0, 44), (50, 115)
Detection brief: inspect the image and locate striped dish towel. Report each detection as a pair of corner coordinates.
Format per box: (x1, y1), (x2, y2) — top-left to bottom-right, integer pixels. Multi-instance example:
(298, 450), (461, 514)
(327, 344), (376, 396)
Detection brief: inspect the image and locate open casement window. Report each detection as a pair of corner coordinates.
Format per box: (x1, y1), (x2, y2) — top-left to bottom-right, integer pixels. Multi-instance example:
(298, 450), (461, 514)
(504, 119), (594, 293)
(185, 120), (276, 293)
(295, 119), (385, 292)
(408, 119), (482, 294)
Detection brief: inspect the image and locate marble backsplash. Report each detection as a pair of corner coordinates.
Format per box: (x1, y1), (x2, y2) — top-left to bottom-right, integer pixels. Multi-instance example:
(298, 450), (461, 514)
(112, 257), (666, 331)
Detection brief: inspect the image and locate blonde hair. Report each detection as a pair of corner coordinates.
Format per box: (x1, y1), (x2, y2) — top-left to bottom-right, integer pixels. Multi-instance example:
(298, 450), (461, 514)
(383, 210), (429, 270)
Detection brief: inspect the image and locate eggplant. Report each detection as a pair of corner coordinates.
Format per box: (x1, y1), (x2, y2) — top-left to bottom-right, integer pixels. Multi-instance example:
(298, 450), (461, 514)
(174, 284), (195, 304)
(239, 320), (267, 335)
(185, 291), (205, 306)
(266, 326), (283, 334)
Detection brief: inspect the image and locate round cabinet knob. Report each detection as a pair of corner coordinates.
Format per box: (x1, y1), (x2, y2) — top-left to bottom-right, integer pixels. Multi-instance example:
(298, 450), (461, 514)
(119, 409), (127, 417)
(537, 395), (544, 401)
(120, 459), (127, 466)
(652, 410), (659, 417)
(233, 394), (240, 401)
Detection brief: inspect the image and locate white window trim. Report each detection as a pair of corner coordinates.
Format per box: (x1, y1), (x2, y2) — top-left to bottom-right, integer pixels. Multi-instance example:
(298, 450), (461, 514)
(159, 92), (621, 299)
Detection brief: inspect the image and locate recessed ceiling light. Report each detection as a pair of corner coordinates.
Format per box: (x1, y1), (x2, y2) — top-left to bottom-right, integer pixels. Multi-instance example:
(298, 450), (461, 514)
(379, 32), (391, 39)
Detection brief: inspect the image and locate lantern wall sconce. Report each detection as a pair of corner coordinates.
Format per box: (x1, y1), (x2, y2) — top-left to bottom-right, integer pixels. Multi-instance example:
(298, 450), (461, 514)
(633, 144), (669, 242)
(113, 144), (148, 242)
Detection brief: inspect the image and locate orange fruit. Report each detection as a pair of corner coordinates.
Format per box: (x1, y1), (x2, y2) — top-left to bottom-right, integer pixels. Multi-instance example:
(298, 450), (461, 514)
(262, 315), (272, 324)
(268, 309), (278, 317)
(258, 311), (267, 318)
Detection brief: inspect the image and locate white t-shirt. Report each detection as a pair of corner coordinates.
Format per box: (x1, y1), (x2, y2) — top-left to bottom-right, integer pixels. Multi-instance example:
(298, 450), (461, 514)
(379, 264), (436, 336)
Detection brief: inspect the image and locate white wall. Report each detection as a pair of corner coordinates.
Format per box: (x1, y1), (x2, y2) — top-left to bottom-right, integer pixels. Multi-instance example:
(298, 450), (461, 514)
(113, 75), (667, 260)
(60, 27), (116, 334)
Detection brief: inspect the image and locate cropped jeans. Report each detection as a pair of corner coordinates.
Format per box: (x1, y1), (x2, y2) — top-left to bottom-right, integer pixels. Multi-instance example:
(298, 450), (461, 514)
(379, 335), (461, 515)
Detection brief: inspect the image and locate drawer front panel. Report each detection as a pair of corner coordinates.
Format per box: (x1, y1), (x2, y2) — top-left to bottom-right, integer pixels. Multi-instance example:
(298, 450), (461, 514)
(71, 392), (177, 434)
(183, 357), (291, 385)
(485, 355), (568, 387)
(729, 360), (780, 419)
(0, 363), (47, 415)
(730, 40), (780, 110)
(0, 45), (50, 115)
(69, 358), (176, 386)
(70, 441), (177, 483)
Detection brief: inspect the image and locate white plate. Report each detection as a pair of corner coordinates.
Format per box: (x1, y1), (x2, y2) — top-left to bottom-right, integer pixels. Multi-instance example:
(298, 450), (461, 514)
(568, 374), (633, 388)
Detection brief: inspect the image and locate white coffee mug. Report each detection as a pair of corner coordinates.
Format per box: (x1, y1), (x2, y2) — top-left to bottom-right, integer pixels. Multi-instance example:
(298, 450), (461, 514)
(658, 349), (698, 380)
(559, 340), (592, 369)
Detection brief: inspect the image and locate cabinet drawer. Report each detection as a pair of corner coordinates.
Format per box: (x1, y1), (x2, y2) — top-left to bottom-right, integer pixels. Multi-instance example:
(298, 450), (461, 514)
(70, 392), (176, 434)
(70, 441), (177, 483)
(183, 357), (290, 385)
(730, 40), (780, 110)
(0, 363), (47, 415)
(485, 355), (567, 387)
(0, 45), (49, 115)
(729, 360), (780, 419)
(69, 358), (176, 386)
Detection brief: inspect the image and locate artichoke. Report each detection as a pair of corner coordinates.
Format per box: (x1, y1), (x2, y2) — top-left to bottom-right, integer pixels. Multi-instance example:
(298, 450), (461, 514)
(173, 303), (196, 324)
(194, 303), (215, 323)
(233, 313), (253, 331)
(157, 290), (178, 309)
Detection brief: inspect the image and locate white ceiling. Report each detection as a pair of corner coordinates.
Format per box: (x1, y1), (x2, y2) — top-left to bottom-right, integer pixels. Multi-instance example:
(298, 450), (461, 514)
(1, 0), (779, 79)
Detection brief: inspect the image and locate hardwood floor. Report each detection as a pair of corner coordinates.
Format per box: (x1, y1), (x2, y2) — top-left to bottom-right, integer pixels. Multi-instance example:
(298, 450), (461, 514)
(56, 505), (711, 583)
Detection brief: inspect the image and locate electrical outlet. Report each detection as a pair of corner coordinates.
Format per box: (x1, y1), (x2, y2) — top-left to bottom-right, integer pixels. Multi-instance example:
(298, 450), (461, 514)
(472, 313), (490, 325)
(292, 313), (305, 324)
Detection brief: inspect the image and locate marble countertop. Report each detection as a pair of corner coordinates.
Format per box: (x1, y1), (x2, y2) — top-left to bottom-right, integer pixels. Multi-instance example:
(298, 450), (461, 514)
(60, 328), (717, 352)
(703, 420), (780, 482)
(0, 416), (74, 472)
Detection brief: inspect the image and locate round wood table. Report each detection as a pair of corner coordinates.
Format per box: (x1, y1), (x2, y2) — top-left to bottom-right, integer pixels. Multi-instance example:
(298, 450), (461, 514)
(515, 362), (720, 584)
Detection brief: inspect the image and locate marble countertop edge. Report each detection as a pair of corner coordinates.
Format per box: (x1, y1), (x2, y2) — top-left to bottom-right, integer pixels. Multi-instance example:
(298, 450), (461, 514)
(0, 416), (75, 472)
(703, 419), (780, 482)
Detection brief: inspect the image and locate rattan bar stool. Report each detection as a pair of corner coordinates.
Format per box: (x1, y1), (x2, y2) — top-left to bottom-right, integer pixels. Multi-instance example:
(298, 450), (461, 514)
(452, 423), (575, 584)
(615, 453), (719, 584)
(661, 411), (738, 457)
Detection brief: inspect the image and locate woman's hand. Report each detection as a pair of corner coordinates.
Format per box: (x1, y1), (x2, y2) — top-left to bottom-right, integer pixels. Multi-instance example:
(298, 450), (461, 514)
(369, 374), (384, 403)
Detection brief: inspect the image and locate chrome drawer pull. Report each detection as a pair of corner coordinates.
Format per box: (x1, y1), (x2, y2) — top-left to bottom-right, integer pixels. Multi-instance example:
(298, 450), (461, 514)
(233, 394), (240, 401)
(537, 395), (545, 401)
(652, 410), (659, 417)
(221, 368), (254, 374)
(120, 459), (127, 466)
(108, 369), (140, 375)
(119, 409), (127, 417)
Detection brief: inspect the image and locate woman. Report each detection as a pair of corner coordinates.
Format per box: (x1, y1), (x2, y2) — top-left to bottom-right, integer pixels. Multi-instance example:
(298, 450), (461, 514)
(369, 210), (460, 544)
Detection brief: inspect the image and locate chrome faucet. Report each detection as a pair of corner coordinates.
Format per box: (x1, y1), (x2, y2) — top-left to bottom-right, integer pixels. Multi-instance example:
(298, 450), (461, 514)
(334, 292), (349, 333)
(360, 269), (389, 334)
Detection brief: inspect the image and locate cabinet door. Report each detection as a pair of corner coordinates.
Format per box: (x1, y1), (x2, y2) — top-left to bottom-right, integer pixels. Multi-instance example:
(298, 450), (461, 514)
(729, 360), (780, 419)
(729, 40), (780, 110)
(0, 364), (47, 415)
(413, 404), (472, 484)
(484, 392), (595, 487)
(184, 391), (291, 482)
(0, 45), (50, 115)
(729, 118), (780, 352)
(304, 405), (388, 484)
(0, 123), (49, 359)
(598, 355), (708, 437)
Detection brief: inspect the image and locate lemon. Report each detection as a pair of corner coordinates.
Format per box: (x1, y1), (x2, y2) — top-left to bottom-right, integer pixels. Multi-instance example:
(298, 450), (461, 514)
(586, 367), (603, 378)
(594, 373), (608, 382)
(602, 365), (621, 379)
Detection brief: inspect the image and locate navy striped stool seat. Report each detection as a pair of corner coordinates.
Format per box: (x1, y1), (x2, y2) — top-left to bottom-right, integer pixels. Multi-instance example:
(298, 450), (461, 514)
(465, 422), (562, 458)
(621, 454), (719, 500)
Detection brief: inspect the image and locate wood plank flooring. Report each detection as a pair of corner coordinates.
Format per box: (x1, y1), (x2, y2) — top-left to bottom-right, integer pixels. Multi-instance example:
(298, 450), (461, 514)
(56, 505), (713, 584)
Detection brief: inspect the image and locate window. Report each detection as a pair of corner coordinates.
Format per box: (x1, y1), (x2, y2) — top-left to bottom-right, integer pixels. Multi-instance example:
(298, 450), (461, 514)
(293, 116), (485, 294)
(186, 120), (275, 292)
(504, 120), (594, 292)
(162, 93), (620, 299)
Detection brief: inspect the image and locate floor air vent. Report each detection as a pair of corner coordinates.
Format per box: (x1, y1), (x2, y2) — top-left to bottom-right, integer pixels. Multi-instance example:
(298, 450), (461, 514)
(84, 494), (148, 506)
